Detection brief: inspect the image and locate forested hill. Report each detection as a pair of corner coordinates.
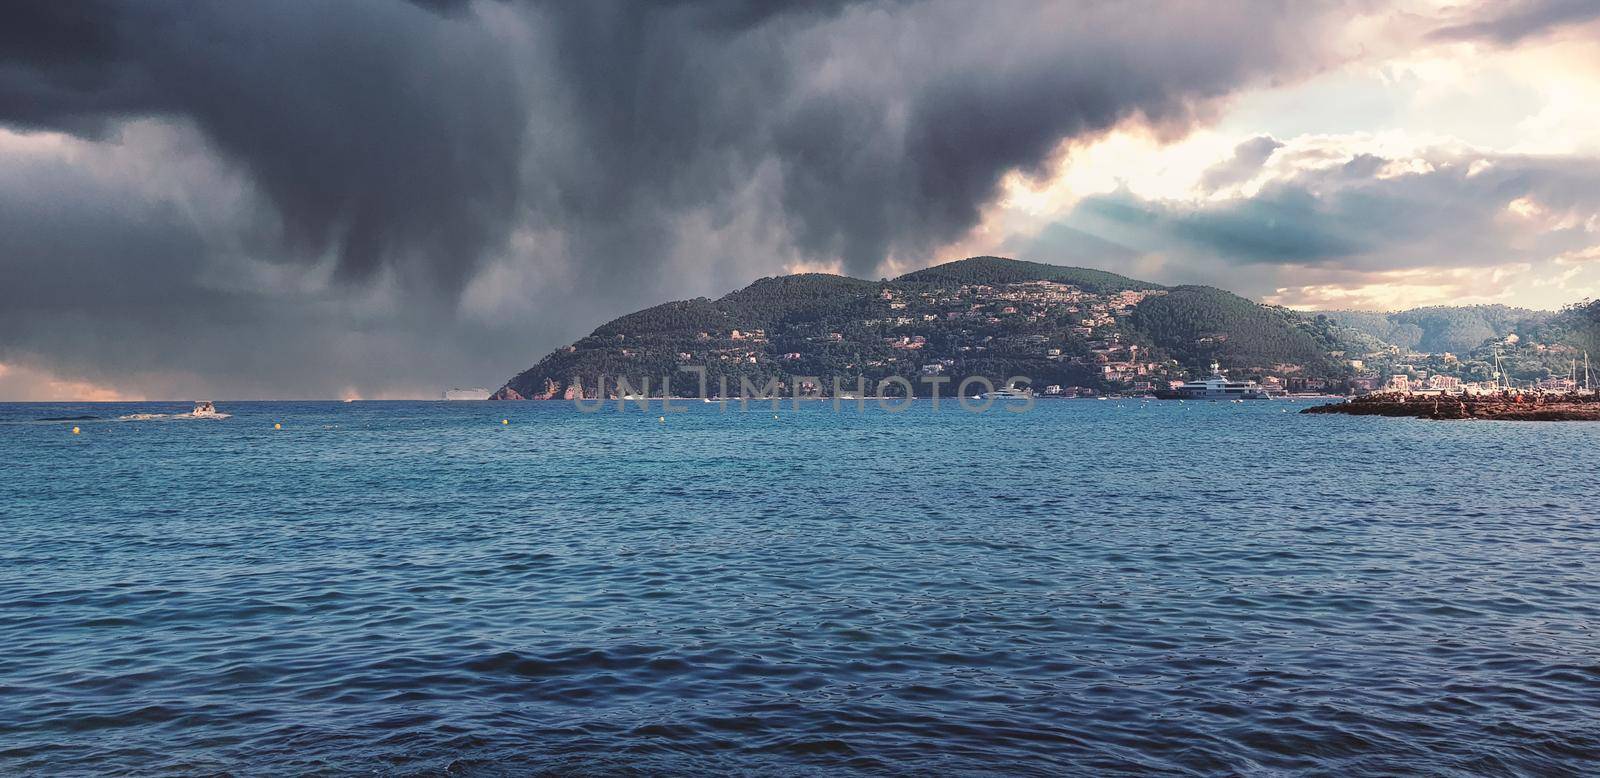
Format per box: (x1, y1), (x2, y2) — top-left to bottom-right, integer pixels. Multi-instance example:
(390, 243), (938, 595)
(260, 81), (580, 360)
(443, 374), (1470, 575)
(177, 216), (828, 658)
(1127, 286), (1375, 375)
(1317, 305), (1554, 354)
(493, 256), (1381, 400)
(894, 256), (1160, 293)
(1559, 299), (1600, 356)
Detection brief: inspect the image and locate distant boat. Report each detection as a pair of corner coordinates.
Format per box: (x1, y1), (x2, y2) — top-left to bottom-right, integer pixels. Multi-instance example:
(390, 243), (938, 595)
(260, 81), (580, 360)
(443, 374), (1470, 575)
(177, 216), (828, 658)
(443, 387), (491, 401)
(121, 400), (230, 420)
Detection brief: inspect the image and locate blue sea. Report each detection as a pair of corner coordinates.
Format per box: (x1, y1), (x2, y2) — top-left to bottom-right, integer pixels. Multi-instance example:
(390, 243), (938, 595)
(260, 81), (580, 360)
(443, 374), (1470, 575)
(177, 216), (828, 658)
(3, 399), (1598, 775)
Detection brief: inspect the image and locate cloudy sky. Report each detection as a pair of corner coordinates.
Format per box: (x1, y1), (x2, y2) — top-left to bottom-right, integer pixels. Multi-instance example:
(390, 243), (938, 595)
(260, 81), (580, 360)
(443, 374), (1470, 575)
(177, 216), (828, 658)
(3, 0), (1599, 399)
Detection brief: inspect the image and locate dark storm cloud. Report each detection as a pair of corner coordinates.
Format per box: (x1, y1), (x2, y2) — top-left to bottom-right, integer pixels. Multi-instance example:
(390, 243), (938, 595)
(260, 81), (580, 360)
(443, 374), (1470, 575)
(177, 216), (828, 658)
(1430, 0), (1600, 44)
(1199, 136), (1285, 192)
(0, 134), (526, 399)
(0, 0), (527, 291)
(755, 3), (1335, 277)
(0, 0), (1352, 397)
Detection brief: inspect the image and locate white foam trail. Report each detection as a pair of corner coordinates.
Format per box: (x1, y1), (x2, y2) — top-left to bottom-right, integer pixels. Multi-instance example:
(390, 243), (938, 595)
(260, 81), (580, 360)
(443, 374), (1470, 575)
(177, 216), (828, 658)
(117, 412), (232, 421)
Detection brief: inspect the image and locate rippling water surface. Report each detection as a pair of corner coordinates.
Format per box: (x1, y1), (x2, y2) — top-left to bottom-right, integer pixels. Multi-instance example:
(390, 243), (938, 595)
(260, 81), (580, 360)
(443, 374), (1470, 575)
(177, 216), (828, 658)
(3, 400), (1598, 775)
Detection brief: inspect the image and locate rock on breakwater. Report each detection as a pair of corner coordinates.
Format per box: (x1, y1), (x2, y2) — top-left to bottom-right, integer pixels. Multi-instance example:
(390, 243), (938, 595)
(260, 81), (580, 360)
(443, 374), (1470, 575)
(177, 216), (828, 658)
(1302, 392), (1600, 421)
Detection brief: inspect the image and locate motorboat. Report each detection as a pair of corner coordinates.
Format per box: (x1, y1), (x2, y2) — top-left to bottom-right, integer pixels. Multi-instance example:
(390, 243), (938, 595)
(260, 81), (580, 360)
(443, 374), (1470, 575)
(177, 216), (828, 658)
(192, 401), (222, 417)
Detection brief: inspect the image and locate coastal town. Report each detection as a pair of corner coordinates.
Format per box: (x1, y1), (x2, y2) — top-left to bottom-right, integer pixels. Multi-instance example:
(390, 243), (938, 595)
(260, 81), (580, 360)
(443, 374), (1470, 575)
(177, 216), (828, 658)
(493, 258), (1600, 404)
(1300, 327), (1600, 420)
(825, 280), (1173, 398)
(667, 280), (1590, 399)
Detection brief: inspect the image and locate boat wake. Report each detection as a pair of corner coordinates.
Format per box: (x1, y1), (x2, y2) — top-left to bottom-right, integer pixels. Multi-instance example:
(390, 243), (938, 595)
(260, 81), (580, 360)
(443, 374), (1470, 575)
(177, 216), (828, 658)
(117, 412), (232, 421)
(120, 402), (231, 421)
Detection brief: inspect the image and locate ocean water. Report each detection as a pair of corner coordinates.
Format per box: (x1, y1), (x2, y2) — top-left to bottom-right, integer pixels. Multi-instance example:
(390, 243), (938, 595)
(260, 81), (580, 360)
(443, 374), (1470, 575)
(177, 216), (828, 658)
(3, 399), (1598, 775)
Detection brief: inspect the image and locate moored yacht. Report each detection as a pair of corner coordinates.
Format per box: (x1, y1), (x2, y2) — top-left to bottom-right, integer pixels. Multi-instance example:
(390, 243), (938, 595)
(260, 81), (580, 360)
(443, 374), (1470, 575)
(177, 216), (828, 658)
(977, 386), (1033, 401)
(1155, 363), (1272, 400)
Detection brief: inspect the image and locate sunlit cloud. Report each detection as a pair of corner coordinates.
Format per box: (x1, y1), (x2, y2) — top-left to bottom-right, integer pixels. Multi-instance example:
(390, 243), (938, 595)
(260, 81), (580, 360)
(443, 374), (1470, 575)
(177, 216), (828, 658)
(0, 361), (142, 402)
(1263, 263), (1536, 310)
(929, 2), (1600, 313)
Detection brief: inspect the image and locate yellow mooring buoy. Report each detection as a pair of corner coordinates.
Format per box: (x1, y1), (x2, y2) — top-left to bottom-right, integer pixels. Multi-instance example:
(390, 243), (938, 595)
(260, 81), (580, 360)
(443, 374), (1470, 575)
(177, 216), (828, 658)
(71, 426), (80, 435)
(274, 422), (282, 430)
(502, 419), (509, 425)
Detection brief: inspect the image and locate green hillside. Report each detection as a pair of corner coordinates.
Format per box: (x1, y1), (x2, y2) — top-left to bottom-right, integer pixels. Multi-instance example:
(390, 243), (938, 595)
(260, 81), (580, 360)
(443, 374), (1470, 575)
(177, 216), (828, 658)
(1319, 305), (1552, 353)
(1129, 286), (1367, 373)
(1553, 299), (1600, 356)
(716, 274), (880, 326)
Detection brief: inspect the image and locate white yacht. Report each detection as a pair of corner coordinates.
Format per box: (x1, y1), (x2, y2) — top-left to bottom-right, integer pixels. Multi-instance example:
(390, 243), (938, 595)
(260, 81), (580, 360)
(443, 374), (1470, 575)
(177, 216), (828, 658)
(977, 387), (1033, 401)
(1156, 363), (1272, 400)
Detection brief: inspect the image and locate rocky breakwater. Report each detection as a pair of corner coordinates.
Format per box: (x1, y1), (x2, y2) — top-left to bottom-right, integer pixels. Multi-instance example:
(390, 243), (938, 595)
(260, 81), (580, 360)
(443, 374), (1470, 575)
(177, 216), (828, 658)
(1302, 392), (1600, 421)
